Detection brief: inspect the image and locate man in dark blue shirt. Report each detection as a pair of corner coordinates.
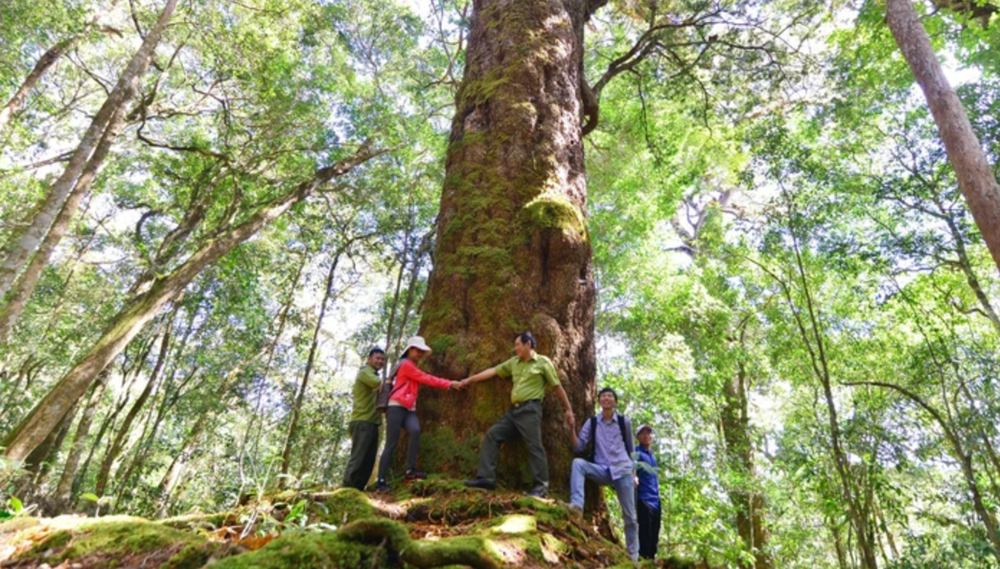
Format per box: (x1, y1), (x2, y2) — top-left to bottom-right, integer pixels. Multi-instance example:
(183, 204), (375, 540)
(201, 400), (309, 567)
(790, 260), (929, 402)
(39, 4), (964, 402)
(635, 424), (661, 559)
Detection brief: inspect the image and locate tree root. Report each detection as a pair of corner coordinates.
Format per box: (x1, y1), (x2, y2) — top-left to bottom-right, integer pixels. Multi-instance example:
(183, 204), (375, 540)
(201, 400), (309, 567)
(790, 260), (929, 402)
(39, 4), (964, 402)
(338, 519), (498, 569)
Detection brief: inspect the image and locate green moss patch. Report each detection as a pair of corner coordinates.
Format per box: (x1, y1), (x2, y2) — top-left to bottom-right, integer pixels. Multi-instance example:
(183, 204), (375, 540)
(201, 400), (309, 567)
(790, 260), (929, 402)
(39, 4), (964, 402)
(522, 194), (587, 237)
(7, 520), (209, 568)
(1, 481), (659, 568)
(158, 511), (230, 530)
(309, 487), (378, 525)
(207, 531), (377, 569)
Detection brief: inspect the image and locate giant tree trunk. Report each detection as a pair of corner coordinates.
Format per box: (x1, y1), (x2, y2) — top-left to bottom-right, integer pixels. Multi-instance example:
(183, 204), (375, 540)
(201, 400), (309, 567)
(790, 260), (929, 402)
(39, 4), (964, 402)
(885, 0), (1000, 274)
(1, 146), (378, 461)
(415, 0), (600, 495)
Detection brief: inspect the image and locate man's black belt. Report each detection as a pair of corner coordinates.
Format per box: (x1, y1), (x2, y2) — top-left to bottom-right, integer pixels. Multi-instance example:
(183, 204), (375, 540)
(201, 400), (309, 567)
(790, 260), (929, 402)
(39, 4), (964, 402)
(512, 399), (541, 409)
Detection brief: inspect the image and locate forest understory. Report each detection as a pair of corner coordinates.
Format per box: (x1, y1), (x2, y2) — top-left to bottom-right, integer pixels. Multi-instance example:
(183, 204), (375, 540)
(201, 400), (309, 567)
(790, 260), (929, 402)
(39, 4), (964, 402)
(0, 477), (703, 569)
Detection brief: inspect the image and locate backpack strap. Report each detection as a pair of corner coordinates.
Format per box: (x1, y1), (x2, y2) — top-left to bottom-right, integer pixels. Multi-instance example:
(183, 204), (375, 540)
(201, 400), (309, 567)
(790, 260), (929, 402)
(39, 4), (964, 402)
(587, 417), (597, 462)
(386, 361), (404, 389)
(617, 414), (633, 456)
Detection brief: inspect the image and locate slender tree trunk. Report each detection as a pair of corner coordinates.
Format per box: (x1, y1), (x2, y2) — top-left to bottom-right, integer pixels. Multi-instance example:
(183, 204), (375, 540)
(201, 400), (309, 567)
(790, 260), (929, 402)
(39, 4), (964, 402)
(53, 371), (109, 507)
(0, 102), (130, 345)
(885, 0), (1000, 274)
(95, 320), (173, 497)
(847, 380), (1000, 564)
(40, 208), (103, 341)
(415, 0), (599, 494)
(830, 517), (850, 569)
(280, 251), (341, 479)
(158, 358), (254, 516)
(155, 413), (207, 516)
(383, 235), (411, 360)
(0, 39), (75, 130)
(1, 146), (380, 461)
(72, 362), (146, 498)
(117, 366), (199, 502)
(0, 0), (180, 299)
(392, 229), (434, 357)
(0, 0), (124, 130)
(876, 498), (900, 559)
(240, 250), (307, 477)
(721, 363), (772, 569)
(940, 207), (1000, 335)
(783, 220), (879, 568)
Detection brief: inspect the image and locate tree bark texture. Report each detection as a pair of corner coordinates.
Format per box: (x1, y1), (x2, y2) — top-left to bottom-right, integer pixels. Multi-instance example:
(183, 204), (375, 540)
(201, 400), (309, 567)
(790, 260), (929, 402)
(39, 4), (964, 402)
(1, 147), (379, 462)
(415, 0), (597, 494)
(885, 0), (1000, 275)
(0, 0), (180, 300)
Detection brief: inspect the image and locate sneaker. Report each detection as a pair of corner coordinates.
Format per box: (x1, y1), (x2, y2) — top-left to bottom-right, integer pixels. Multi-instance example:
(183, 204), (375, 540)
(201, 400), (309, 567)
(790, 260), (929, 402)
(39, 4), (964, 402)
(403, 469), (427, 481)
(525, 486), (548, 499)
(372, 479), (390, 493)
(463, 477), (496, 490)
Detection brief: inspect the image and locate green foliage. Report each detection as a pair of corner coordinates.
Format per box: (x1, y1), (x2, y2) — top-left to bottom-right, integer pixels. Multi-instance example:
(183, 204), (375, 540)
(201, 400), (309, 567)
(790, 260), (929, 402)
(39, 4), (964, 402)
(2, 0), (1000, 567)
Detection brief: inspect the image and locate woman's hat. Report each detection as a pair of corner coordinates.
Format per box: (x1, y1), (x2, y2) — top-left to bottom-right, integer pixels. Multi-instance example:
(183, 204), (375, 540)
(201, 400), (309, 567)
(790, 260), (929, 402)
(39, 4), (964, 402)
(402, 336), (433, 354)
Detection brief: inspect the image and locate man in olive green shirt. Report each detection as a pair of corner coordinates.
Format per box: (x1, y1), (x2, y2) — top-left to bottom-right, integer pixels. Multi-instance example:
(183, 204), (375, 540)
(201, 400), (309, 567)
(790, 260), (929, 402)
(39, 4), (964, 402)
(461, 332), (575, 498)
(342, 347), (386, 490)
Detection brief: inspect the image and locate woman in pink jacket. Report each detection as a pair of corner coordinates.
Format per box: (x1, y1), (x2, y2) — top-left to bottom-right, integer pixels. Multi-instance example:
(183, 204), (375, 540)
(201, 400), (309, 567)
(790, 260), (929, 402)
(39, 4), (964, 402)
(374, 336), (459, 492)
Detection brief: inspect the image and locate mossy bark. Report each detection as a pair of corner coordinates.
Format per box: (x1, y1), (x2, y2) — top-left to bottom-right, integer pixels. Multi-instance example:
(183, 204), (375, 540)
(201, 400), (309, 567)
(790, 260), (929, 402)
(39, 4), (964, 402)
(415, 0), (601, 495)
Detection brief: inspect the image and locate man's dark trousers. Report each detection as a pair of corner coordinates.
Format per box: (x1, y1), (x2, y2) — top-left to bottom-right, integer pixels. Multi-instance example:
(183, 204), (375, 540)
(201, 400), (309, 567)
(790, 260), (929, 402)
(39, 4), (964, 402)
(477, 400), (548, 491)
(637, 498), (661, 559)
(342, 420), (380, 490)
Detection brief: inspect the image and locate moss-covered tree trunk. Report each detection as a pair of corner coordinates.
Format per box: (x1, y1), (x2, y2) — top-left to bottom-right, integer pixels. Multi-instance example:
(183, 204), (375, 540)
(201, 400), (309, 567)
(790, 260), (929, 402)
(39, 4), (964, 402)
(415, 0), (602, 495)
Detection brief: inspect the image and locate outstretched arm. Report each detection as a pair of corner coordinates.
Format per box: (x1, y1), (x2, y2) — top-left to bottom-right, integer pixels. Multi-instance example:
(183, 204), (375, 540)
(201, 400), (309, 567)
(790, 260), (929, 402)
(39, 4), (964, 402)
(401, 360), (453, 390)
(460, 367), (498, 388)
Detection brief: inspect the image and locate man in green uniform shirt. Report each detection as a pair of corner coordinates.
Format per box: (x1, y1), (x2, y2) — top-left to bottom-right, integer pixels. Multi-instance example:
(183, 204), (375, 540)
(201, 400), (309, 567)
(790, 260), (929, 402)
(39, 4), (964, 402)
(461, 332), (575, 497)
(342, 347), (386, 490)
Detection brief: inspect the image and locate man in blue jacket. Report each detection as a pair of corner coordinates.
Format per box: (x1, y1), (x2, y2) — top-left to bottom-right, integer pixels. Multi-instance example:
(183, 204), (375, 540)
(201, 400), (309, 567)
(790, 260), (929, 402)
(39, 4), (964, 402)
(635, 424), (661, 559)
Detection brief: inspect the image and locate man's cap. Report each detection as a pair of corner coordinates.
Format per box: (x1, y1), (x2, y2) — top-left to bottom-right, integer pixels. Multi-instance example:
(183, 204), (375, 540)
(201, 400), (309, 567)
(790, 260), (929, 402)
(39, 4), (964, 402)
(402, 336), (432, 354)
(636, 424), (653, 436)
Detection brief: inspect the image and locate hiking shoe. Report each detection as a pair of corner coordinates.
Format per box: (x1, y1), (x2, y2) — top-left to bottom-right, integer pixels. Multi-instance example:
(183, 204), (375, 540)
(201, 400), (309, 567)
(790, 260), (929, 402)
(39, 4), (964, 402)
(403, 469), (427, 481)
(525, 486), (548, 499)
(372, 479), (390, 493)
(566, 503), (583, 517)
(463, 477), (496, 490)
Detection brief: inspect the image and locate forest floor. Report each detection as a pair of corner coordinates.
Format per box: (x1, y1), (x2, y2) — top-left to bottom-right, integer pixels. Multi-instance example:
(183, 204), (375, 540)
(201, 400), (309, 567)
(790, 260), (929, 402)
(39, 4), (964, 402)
(0, 476), (704, 568)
